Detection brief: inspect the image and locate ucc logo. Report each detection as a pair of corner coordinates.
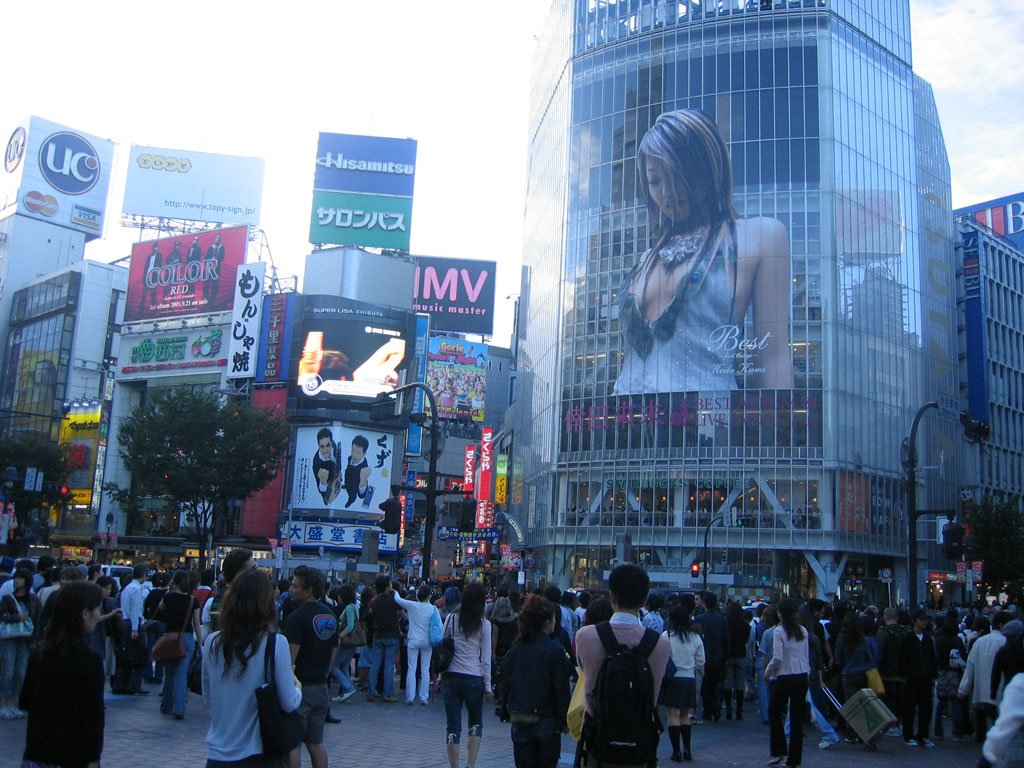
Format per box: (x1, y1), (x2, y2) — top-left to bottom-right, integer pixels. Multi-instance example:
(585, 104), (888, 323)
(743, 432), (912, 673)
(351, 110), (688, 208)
(39, 131), (100, 195)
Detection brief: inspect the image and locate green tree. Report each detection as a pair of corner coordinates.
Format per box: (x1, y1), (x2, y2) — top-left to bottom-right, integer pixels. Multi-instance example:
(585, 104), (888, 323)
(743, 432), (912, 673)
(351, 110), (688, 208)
(968, 494), (1024, 598)
(0, 436), (73, 554)
(105, 388), (288, 569)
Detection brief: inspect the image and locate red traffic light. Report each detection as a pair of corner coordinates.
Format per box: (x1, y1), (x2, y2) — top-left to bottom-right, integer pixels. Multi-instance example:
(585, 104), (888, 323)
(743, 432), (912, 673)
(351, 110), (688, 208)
(690, 562), (700, 577)
(60, 485), (69, 495)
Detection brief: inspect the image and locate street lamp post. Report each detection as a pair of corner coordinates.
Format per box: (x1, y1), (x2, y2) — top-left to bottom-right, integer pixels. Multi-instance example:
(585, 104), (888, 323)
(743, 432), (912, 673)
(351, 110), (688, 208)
(702, 515), (724, 591)
(902, 401), (938, 610)
(1, 467), (16, 555)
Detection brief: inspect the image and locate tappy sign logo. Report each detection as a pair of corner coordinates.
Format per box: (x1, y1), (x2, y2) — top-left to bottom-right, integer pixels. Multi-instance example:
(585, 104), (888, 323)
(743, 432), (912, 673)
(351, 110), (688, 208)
(4, 127), (26, 173)
(38, 131), (100, 195)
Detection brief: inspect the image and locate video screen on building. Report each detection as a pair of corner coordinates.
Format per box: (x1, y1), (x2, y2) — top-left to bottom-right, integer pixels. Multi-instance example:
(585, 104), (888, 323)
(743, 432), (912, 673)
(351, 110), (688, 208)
(124, 226), (248, 322)
(292, 295), (416, 407)
(426, 337), (487, 422)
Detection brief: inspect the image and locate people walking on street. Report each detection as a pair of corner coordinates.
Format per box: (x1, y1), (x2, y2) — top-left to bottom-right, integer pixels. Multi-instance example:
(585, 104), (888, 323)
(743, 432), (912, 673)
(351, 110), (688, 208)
(765, 598), (809, 768)
(898, 607), (938, 747)
(877, 607), (910, 735)
(20, 581), (106, 768)
(442, 582), (493, 768)
(695, 592), (726, 723)
(662, 603), (705, 762)
(203, 568), (302, 768)
(113, 563), (150, 695)
(329, 585), (359, 704)
(757, 605), (778, 724)
(395, 583), (439, 705)
(834, 612), (873, 736)
(201, 548), (255, 640)
(490, 596), (518, 707)
(284, 565), (338, 768)
(0, 567), (39, 719)
(723, 601), (749, 721)
(367, 575), (401, 703)
(935, 615), (969, 740)
(499, 594), (571, 768)
(142, 572), (169, 686)
(978, 672), (1024, 768)
(155, 569), (200, 720)
(960, 611), (1013, 744)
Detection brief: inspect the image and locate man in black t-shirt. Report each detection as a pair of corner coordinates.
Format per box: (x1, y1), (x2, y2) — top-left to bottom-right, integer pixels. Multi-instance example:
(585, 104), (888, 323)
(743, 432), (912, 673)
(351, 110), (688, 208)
(284, 566), (338, 768)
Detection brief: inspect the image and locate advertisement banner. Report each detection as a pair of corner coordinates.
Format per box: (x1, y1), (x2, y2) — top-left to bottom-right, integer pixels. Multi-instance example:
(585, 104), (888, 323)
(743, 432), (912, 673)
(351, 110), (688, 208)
(955, 191), (1024, 253)
(291, 425), (395, 518)
(3, 116), (114, 239)
(463, 447), (476, 494)
(11, 347), (59, 429)
(309, 189), (412, 250)
(478, 427), (494, 504)
(495, 454), (508, 504)
(58, 406), (101, 502)
(118, 326), (228, 379)
(838, 472), (871, 533)
(226, 262), (265, 380)
(412, 257), (496, 336)
(310, 132), (416, 250)
(427, 337), (487, 422)
(124, 225), (248, 322)
(285, 520), (398, 554)
(122, 145), (264, 225)
(255, 292), (298, 383)
(961, 229), (991, 424)
(406, 314), (430, 456)
(293, 295), (416, 406)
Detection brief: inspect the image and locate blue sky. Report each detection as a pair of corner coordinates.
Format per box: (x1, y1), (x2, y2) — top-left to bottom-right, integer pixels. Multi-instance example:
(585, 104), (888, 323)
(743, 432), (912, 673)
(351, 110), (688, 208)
(1, 1), (1019, 344)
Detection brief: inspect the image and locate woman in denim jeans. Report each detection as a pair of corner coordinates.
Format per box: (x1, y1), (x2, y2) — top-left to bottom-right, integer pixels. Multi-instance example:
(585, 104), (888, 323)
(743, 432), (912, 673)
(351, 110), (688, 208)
(0, 568), (39, 719)
(442, 583), (492, 768)
(154, 570), (200, 719)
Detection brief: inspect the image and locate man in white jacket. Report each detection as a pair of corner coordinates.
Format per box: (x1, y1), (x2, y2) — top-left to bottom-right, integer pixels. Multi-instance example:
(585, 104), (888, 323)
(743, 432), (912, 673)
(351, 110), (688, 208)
(960, 611), (1012, 744)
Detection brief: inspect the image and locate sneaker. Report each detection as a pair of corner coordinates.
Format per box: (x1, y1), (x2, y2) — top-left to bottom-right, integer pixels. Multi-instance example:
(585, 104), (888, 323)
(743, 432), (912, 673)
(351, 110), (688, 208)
(885, 727), (902, 737)
(362, 485), (375, 509)
(12, 709), (26, 719)
(690, 717), (702, 725)
(420, 699), (428, 705)
(766, 758), (786, 766)
(818, 740), (836, 750)
(332, 689), (356, 703)
(920, 739), (936, 748)
(382, 696), (398, 703)
(0, 708), (15, 721)
(904, 739), (918, 747)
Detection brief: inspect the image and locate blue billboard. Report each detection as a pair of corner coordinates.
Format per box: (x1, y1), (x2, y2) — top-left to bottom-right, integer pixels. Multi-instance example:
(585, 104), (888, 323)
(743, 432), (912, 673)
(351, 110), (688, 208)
(313, 133), (417, 197)
(960, 229), (990, 424)
(954, 191), (1024, 253)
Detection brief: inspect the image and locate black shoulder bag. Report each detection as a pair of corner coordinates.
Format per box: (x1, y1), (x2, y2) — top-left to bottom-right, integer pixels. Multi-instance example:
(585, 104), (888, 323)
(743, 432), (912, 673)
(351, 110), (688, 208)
(430, 614), (456, 675)
(255, 632), (305, 757)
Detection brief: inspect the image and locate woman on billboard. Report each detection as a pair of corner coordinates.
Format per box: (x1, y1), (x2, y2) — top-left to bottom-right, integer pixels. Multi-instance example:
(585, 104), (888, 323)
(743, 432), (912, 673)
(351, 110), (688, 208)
(614, 109), (794, 395)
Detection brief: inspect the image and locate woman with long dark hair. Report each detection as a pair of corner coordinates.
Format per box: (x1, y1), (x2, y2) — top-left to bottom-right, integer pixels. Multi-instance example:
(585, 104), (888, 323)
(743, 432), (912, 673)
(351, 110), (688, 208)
(662, 603), (705, 762)
(723, 601), (750, 720)
(764, 599), (809, 768)
(156, 569), (201, 720)
(500, 595), (571, 768)
(442, 582), (492, 768)
(835, 612), (872, 704)
(935, 616), (969, 740)
(202, 569), (301, 767)
(0, 567), (40, 719)
(20, 581), (105, 768)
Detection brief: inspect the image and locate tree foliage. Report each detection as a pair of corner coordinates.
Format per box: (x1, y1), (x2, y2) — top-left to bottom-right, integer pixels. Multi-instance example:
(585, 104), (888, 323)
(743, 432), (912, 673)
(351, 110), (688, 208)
(969, 494), (1024, 595)
(106, 388), (288, 568)
(0, 436), (73, 552)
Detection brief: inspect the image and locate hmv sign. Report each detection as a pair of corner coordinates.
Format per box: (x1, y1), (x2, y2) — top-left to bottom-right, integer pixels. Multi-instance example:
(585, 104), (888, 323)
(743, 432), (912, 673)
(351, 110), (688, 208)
(955, 192), (1024, 253)
(412, 255), (497, 336)
(3, 116), (114, 240)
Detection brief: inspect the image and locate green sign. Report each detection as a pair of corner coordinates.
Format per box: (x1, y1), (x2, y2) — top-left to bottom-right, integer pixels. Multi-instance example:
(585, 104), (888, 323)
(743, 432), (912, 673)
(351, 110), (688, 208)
(309, 189), (413, 250)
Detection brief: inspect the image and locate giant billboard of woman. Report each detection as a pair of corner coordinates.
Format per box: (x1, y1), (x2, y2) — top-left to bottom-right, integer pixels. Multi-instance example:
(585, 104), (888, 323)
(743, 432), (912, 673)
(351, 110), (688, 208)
(613, 109), (793, 395)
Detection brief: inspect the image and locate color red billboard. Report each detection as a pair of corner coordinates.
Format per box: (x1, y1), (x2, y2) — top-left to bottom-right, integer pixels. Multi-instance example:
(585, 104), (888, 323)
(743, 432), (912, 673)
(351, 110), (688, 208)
(124, 225), (248, 322)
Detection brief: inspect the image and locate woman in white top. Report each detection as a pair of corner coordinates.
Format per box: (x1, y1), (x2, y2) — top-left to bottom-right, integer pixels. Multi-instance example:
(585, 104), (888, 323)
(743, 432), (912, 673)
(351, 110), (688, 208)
(442, 583), (492, 768)
(661, 603), (705, 763)
(395, 583), (441, 705)
(202, 569), (302, 767)
(764, 599), (810, 768)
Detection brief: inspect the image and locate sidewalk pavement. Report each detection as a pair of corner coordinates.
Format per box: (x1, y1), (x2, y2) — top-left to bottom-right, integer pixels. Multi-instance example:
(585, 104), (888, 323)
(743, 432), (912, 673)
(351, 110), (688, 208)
(0, 686), (983, 768)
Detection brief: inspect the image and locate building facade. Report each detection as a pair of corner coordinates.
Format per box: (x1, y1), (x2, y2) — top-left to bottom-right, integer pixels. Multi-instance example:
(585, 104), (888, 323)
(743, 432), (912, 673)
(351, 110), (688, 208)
(511, 0), (962, 602)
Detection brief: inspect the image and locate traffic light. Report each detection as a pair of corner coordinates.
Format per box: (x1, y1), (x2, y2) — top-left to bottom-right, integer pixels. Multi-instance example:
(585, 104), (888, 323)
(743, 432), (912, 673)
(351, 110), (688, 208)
(60, 485), (69, 496)
(960, 411), (990, 443)
(457, 498), (477, 533)
(942, 520), (965, 560)
(690, 561), (700, 578)
(378, 497), (402, 535)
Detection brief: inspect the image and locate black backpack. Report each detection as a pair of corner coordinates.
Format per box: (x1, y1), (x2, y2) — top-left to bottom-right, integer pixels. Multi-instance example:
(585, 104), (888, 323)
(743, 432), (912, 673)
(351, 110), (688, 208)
(584, 621), (662, 767)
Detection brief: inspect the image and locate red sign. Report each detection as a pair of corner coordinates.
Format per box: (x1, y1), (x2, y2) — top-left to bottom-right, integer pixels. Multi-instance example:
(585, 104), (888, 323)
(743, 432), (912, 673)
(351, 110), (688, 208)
(124, 225), (248, 322)
(463, 446), (476, 493)
(476, 499), (494, 529)
(478, 427), (494, 503)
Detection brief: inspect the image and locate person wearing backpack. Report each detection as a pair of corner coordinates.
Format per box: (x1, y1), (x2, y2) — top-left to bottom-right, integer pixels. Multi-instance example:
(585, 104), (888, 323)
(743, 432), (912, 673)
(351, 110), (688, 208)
(576, 564), (672, 768)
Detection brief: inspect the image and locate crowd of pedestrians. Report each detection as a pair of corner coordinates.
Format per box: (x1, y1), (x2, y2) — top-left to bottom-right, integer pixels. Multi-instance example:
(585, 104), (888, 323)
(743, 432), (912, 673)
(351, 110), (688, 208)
(1, 551), (1022, 768)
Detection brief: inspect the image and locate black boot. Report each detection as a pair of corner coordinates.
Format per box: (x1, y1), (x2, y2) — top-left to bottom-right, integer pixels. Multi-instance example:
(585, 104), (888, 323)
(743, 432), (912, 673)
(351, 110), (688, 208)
(668, 725), (682, 762)
(681, 723), (693, 761)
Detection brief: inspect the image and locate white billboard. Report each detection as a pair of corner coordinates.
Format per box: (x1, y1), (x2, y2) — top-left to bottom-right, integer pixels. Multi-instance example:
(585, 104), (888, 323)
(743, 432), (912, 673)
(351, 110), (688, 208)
(226, 261), (265, 380)
(2, 116), (115, 239)
(291, 425), (395, 520)
(123, 145), (265, 225)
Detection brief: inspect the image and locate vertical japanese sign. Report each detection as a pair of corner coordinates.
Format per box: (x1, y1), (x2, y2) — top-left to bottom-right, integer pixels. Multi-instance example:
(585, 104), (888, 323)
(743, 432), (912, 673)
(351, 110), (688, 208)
(961, 229), (990, 424)
(476, 427), (494, 528)
(256, 292), (297, 383)
(463, 447), (476, 494)
(405, 469), (416, 522)
(227, 262), (265, 380)
(406, 314), (430, 456)
(495, 454), (508, 504)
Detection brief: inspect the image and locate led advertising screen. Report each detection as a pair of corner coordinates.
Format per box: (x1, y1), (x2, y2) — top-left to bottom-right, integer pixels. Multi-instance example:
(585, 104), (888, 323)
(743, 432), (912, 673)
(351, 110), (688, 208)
(124, 225), (248, 322)
(122, 145), (265, 225)
(291, 424), (395, 519)
(412, 257), (496, 335)
(2, 116), (115, 239)
(309, 132), (417, 250)
(294, 295), (416, 406)
(426, 337), (487, 422)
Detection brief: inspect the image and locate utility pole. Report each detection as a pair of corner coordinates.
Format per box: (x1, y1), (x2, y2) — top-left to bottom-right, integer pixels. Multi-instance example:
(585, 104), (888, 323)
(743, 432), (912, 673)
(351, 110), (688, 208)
(902, 401), (937, 610)
(702, 515), (723, 591)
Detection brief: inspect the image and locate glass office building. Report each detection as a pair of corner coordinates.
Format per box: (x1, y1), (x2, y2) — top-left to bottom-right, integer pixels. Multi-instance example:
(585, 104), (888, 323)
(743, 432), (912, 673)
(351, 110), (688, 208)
(510, 0), (961, 602)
